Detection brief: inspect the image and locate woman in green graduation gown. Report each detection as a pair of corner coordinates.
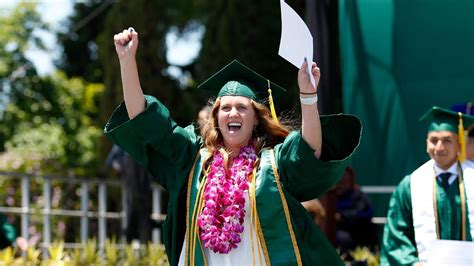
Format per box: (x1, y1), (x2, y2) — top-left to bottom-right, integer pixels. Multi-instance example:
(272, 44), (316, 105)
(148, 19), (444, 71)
(105, 28), (361, 265)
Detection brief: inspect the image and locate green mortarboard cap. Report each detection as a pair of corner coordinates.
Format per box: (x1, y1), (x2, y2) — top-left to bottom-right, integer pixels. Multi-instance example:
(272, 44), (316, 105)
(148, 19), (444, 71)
(420, 106), (474, 133)
(197, 60), (286, 102)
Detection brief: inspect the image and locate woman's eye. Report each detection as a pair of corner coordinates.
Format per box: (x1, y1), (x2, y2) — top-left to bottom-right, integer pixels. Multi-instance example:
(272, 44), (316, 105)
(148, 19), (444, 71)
(221, 106), (231, 111)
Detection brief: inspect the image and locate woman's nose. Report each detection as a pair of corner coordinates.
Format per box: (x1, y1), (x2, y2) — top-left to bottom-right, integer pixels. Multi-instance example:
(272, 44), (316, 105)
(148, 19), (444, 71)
(229, 107), (239, 116)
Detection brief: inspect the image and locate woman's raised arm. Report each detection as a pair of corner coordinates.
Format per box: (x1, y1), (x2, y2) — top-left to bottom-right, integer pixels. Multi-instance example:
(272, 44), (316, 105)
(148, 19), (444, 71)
(113, 27), (145, 119)
(298, 60), (322, 158)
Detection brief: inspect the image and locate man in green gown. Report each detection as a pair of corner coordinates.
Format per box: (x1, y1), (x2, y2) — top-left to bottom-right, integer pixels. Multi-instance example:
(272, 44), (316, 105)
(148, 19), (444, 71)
(381, 107), (474, 265)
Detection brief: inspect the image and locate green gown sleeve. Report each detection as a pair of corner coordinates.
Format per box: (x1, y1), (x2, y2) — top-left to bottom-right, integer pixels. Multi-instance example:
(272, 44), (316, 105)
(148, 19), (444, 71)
(104, 95), (201, 191)
(274, 114), (361, 201)
(380, 175), (418, 266)
(0, 214), (16, 249)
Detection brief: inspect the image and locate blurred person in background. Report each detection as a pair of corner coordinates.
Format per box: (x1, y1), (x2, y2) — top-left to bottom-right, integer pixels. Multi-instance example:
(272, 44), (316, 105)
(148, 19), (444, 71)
(0, 214), (28, 251)
(301, 198), (326, 227)
(467, 126), (474, 161)
(106, 144), (154, 243)
(197, 106), (210, 136)
(334, 166), (378, 253)
(451, 102), (474, 162)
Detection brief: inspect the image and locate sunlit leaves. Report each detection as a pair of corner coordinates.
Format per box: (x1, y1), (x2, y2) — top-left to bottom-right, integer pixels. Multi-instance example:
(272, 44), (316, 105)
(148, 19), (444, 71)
(5, 123), (66, 161)
(0, 4), (104, 175)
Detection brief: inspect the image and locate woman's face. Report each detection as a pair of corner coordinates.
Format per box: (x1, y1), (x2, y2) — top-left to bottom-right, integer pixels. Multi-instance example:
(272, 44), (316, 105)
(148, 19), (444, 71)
(217, 96), (257, 151)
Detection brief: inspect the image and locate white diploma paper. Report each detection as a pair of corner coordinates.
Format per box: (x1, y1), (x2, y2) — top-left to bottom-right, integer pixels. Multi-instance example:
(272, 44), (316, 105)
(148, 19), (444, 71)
(278, 0), (315, 86)
(426, 240), (474, 265)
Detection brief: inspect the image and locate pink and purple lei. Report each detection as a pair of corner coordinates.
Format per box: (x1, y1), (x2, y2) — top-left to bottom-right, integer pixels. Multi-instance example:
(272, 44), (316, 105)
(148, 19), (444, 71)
(197, 145), (257, 254)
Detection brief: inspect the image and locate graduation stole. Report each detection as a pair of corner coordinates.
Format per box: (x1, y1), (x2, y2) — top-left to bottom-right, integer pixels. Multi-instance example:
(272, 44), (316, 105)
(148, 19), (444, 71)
(432, 162), (466, 240)
(197, 146), (256, 254)
(184, 149), (267, 266)
(411, 160), (474, 262)
(183, 148), (303, 266)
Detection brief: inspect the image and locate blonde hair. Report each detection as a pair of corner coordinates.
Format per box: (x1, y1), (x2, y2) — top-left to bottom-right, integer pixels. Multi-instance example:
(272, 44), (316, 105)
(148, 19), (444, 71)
(201, 97), (291, 169)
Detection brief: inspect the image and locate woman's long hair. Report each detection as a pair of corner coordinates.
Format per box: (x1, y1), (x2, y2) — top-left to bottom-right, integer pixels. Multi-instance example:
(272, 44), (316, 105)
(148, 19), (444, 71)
(201, 97), (292, 169)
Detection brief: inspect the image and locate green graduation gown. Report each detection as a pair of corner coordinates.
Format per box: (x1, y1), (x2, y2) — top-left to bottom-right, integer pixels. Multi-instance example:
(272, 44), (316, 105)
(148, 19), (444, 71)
(104, 95), (361, 265)
(381, 167), (473, 265)
(0, 214), (16, 249)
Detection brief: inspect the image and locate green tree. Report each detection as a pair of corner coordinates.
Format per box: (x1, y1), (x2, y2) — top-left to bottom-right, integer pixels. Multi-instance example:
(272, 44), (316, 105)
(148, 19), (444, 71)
(0, 2), (46, 150)
(55, 0), (114, 83)
(0, 3), (104, 175)
(0, 3), (107, 245)
(96, 0), (205, 163)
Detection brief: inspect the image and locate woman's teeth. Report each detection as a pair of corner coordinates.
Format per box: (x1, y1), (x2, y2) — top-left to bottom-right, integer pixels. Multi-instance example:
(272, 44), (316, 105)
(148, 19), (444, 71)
(228, 122), (242, 131)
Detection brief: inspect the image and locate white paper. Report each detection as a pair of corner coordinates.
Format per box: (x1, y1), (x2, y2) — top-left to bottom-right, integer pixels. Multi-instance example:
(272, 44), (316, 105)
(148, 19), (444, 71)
(426, 240), (474, 266)
(278, 1), (315, 86)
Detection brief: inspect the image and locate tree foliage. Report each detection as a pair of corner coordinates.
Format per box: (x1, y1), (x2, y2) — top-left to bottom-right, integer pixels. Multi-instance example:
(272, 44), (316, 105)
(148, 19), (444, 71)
(5, 72), (104, 173)
(91, 0), (205, 162)
(0, 3), (103, 175)
(55, 0), (113, 83)
(0, 2), (45, 149)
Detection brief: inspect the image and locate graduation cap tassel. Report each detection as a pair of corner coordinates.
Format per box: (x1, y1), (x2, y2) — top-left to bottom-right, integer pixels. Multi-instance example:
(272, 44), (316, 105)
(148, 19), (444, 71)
(267, 80), (280, 125)
(458, 112), (466, 162)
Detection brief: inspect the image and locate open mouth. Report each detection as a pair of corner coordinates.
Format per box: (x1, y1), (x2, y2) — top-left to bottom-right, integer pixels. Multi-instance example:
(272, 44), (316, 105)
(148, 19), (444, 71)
(228, 122), (242, 133)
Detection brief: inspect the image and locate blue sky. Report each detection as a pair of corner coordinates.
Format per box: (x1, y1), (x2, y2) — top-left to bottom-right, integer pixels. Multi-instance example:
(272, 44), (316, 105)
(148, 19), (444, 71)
(1, 1), (201, 76)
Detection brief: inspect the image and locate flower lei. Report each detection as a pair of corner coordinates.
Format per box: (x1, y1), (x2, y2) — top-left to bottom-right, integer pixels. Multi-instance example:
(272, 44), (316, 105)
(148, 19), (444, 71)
(197, 145), (257, 254)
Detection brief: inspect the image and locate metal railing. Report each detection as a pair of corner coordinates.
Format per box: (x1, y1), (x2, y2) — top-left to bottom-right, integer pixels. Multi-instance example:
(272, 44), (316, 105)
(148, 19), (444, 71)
(361, 185), (396, 225)
(0, 171), (165, 250)
(0, 171), (395, 250)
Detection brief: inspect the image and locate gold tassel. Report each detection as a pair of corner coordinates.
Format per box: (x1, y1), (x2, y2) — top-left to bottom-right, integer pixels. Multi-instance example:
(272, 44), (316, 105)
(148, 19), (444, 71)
(267, 80), (279, 125)
(458, 112), (466, 162)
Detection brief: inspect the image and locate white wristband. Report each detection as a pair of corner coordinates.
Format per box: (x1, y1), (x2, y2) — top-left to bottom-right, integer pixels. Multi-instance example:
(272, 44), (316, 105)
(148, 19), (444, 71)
(300, 94), (318, 105)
